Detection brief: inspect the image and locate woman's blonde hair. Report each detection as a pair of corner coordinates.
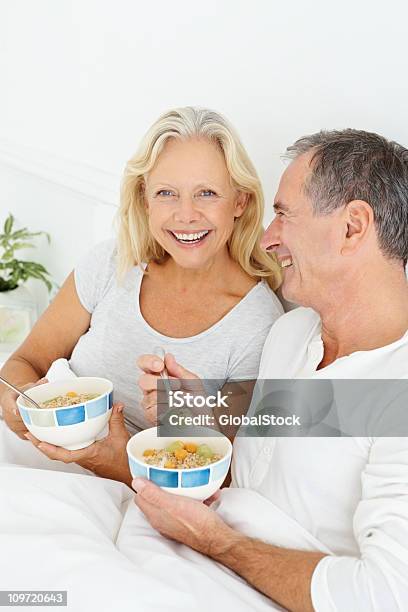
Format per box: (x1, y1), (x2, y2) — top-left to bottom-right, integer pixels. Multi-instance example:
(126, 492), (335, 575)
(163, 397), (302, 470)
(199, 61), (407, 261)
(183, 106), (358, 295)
(117, 106), (281, 289)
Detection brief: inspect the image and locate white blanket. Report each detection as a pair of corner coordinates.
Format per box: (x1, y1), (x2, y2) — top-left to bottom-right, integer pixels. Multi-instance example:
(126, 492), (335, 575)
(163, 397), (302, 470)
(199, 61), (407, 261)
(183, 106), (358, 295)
(0, 359), (332, 611)
(0, 463), (334, 612)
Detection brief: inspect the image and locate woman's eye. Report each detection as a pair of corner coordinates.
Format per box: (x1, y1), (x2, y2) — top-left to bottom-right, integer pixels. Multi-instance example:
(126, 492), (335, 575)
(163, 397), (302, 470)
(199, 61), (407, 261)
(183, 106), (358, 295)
(157, 190), (174, 197)
(197, 190), (217, 197)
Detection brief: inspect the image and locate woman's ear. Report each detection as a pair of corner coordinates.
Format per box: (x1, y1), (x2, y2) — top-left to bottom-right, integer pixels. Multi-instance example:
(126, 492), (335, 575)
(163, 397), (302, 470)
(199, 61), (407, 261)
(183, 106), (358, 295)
(341, 199), (373, 255)
(234, 192), (249, 218)
(140, 181), (148, 212)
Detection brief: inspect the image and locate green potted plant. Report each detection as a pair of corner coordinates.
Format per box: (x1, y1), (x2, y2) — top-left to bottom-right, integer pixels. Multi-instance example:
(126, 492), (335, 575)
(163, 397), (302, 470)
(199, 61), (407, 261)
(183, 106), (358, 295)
(0, 214), (53, 352)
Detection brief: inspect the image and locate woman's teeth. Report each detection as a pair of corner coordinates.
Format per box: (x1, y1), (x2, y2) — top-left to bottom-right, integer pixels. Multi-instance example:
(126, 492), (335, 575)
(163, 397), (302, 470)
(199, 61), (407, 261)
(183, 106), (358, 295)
(171, 230), (209, 244)
(281, 258), (293, 268)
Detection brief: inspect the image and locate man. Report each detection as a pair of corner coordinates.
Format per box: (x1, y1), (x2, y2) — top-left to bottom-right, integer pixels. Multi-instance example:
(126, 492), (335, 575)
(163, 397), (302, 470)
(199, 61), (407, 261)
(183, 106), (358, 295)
(133, 129), (408, 611)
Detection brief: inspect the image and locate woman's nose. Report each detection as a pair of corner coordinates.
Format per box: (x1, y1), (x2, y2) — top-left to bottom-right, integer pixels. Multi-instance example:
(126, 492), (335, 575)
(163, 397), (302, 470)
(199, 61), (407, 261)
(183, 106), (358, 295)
(260, 218), (280, 251)
(174, 196), (202, 224)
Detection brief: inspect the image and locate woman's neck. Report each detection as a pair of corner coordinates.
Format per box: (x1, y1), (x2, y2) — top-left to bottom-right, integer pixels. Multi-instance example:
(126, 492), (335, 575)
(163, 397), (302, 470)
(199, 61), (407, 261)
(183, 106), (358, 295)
(155, 249), (248, 293)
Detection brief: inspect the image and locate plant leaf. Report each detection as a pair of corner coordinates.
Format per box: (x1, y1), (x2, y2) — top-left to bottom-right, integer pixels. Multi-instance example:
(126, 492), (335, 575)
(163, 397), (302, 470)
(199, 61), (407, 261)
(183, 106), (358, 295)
(0, 217), (53, 292)
(9, 228), (30, 240)
(4, 214), (14, 235)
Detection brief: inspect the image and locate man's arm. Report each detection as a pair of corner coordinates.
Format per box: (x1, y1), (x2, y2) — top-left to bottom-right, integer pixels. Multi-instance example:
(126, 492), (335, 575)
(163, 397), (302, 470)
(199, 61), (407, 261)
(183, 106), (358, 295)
(209, 529), (325, 612)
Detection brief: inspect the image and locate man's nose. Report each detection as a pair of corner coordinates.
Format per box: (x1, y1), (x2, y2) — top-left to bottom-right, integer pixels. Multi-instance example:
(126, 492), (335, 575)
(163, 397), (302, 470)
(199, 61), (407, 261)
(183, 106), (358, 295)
(260, 218), (280, 251)
(174, 195), (202, 224)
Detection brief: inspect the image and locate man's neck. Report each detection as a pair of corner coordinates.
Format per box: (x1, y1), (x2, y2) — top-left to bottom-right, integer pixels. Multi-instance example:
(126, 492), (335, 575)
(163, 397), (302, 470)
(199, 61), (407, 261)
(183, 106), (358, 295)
(315, 265), (408, 369)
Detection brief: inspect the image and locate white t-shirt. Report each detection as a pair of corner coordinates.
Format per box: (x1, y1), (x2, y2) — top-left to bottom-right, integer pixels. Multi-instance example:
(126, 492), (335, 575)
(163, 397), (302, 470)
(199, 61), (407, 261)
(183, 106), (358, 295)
(232, 306), (408, 611)
(70, 240), (283, 433)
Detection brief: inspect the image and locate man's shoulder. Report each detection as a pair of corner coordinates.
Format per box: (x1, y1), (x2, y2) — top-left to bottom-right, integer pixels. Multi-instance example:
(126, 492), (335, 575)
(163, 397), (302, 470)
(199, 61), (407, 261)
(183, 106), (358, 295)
(268, 306), (320, 336)
(261, 306), (320, 356)
(258, 307), (320, 377)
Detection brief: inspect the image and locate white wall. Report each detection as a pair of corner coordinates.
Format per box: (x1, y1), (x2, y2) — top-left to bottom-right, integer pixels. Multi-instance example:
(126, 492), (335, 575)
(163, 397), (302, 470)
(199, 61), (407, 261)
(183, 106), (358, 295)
(1, 0), (407, 312)
(0, 162), (117, 311)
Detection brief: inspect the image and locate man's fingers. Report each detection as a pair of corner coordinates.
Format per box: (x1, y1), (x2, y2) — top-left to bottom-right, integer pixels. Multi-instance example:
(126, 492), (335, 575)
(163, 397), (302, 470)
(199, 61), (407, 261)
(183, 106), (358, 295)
(137, 355), (164, 374)
(133, 490), (168, 522)
(132, 478), (168, 506)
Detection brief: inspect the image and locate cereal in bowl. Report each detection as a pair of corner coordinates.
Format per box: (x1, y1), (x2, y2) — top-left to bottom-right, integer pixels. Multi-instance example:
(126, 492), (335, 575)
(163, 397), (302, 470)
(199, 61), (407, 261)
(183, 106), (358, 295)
(39, 391), (100, 409)
(142, 440), (222, 469)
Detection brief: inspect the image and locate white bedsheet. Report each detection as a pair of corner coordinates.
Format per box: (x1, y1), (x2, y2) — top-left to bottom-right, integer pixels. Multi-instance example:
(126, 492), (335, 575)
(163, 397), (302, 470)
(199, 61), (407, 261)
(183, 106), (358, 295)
(0, 461), (334, 612)
(0, 357), (331, 612)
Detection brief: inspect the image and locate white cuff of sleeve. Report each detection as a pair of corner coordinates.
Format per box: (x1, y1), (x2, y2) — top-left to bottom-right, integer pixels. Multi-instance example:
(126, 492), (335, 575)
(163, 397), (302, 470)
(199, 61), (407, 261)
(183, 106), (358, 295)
(311, 556), (337, 612)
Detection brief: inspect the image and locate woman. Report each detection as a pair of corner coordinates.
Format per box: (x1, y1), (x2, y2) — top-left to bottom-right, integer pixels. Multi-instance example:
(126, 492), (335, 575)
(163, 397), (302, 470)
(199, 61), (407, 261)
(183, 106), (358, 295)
(0, 106), (283, 485)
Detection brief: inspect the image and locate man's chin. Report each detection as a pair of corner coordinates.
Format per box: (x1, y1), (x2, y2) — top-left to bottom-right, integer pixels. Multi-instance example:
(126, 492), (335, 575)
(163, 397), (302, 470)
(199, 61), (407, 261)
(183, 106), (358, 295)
(280, 276), (301, 306)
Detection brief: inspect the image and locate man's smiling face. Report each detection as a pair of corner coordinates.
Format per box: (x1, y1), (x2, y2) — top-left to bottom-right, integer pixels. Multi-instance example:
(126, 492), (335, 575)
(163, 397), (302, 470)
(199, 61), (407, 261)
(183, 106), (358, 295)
(261, 152), (346, 305)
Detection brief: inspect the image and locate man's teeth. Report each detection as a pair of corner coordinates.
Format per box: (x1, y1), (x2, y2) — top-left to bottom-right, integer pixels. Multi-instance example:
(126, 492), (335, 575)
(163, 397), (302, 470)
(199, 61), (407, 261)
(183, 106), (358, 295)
(281, 258), (293, 268)
(172, 230), (209, 242)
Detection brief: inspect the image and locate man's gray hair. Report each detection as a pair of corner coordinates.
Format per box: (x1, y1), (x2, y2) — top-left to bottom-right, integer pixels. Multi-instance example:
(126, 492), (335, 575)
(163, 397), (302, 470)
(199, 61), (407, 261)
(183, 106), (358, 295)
(286, 129), (408, 266)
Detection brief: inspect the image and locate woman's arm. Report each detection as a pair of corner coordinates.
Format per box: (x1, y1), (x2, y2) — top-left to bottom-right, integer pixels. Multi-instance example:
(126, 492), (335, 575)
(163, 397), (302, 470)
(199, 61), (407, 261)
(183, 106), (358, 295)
(0, 272), (91, 436)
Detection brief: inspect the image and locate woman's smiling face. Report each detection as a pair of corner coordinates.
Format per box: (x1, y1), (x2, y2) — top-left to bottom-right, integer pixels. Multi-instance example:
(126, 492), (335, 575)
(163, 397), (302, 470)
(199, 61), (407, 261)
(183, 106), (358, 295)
(144, 137), (247, 270)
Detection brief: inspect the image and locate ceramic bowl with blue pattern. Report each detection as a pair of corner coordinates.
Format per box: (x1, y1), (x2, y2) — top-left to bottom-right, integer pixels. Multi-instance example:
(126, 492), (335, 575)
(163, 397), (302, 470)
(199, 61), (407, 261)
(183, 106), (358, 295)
(16, 377), (113, 450)
(126, 426), (232, 500)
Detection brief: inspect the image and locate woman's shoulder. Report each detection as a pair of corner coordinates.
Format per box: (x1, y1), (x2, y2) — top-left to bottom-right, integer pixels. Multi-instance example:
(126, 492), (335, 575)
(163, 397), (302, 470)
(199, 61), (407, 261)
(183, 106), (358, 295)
(221, 281), (284, 351)
(83, 238), (117, 264)
(76, 238), (146, 279)
(74, 238), (119, 313)
(238, 280), (284, 324)
(220, 282), (283, 380)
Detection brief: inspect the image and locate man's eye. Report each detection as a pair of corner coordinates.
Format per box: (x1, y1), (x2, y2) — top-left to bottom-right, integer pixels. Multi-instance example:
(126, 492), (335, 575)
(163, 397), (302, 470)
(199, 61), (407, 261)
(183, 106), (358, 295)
(197, 190), (217, 197)
(157, 190), (175, 197)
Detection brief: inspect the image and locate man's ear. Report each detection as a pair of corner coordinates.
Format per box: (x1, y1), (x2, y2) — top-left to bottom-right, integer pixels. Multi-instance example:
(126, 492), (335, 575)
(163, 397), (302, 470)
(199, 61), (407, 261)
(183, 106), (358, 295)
(341, 200), (373, 255)
(234, 192), (249, 218)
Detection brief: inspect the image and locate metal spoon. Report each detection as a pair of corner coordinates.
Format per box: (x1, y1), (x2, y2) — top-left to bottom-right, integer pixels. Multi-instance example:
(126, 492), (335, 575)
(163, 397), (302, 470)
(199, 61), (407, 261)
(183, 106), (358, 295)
(0, 375), (43, 410)
(154, 347), (172, 395)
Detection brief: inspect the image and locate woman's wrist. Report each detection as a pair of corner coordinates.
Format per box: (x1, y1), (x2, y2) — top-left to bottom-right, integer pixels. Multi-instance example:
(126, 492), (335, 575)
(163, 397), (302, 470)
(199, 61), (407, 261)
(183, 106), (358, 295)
(79, 451), (133, 487)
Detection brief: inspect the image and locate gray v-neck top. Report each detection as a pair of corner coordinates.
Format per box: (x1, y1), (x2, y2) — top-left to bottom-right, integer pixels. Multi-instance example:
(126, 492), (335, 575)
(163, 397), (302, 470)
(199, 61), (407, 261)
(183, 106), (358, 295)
(70, 240), (283, 433)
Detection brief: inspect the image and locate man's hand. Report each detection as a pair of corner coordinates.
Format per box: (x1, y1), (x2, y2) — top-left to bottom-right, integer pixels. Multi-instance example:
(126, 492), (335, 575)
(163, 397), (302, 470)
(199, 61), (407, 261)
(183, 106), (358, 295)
(132, 477), (234, 554)
(133, 477), (324, 612)
(25, 403), (133, 486)
(137, 353), (201, 425)
(1, 378), (49, 439)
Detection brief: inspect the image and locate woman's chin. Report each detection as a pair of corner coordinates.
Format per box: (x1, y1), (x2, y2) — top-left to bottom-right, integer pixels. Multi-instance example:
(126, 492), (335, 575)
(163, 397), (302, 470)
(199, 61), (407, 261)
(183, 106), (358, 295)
(162, 238), (227, 270)
(170, 254), (216, 270)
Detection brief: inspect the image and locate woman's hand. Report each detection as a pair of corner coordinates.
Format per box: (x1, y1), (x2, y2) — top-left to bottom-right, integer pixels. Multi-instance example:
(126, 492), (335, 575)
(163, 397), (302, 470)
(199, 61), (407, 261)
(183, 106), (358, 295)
(137, 353), (201, 425)
(1, 378), (49, 439)
(24, 403), (133, 486)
